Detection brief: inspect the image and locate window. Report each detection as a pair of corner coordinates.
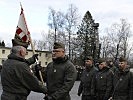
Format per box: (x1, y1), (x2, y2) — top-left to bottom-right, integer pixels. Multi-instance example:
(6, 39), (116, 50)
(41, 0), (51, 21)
(39, 53), (41, 56)
(45, 62), (48, 65)
(2, 59), (5, 64)
(2, 50), (5, 54)
(45, 53), (48, 57)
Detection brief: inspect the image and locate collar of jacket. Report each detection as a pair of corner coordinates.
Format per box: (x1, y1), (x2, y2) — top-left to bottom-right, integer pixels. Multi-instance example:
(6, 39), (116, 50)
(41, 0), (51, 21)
(118, 67), (130, 74)
(98, 67), (109, 71)
(8, 53), (26, 62)
(85, 65), (93, 72)
(53, 55), (68, 64)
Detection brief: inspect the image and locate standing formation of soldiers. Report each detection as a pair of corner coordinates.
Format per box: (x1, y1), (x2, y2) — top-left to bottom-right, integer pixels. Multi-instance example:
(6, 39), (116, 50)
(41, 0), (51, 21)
(1, 39), (133, 100)
(77, 56), (133, 100)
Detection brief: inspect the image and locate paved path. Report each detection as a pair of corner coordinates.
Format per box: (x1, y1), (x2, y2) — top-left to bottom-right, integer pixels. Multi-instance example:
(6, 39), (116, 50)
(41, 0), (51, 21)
(0, 75), (81, 100)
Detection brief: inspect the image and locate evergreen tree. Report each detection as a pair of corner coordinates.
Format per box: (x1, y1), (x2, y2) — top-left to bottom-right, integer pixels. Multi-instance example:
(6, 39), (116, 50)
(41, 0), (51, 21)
(76, 11), (99, 65)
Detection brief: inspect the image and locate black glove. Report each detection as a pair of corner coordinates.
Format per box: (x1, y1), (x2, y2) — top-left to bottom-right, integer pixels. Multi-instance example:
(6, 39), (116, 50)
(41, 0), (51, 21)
(103, 96), (109, 100)
(91, 95), (97, 100)
(77, 93), (81, 96)
(35, 64), (42, 71)
(44, 96), (53, 100)
(34, 64), (42, 81)
(33, 54), (39, 60)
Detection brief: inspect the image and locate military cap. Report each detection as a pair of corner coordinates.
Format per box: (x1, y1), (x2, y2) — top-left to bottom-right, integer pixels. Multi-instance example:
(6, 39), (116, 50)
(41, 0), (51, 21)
(98, 58), (106, 64)
(119, 57), (127, 62)
(107, 58), (114, 63)
(12, 39), (29, 49)
(86, 56), (93, 61)
(53, 42), (65, 50)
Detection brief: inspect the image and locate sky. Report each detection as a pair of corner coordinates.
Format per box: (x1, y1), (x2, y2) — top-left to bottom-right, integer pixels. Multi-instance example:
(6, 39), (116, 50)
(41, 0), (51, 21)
(0, 0), (133, 46)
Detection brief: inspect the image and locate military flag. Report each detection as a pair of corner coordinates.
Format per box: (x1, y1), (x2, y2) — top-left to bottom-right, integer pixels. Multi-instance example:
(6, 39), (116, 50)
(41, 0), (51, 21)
(12, 3), (45, 84)
(12, 4), (30, 48)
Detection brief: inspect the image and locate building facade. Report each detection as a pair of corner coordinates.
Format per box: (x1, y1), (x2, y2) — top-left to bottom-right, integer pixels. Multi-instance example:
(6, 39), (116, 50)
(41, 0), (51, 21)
(0, 46), (52, 67)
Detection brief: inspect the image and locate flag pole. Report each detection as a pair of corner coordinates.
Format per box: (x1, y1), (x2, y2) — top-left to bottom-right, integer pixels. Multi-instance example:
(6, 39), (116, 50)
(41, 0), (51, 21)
(30, 37), (45, 85)
(20, 3), (44, 85)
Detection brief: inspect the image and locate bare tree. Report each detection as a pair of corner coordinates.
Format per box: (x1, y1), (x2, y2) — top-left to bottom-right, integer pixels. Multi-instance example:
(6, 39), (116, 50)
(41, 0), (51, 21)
(64, 4), (80, 59)
(33, 39), (46, 51)
(48, 7), (65, 43)
(43, 4), (80, 56)
(100, 36), (111, 59)
(101, 19), (133, 61)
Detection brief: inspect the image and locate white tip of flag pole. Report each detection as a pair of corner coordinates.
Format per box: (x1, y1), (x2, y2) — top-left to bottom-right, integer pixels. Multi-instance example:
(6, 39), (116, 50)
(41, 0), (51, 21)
(20, 2), (22, 6)
(20, 2), (22, 7)
(20, 2), (23, 10)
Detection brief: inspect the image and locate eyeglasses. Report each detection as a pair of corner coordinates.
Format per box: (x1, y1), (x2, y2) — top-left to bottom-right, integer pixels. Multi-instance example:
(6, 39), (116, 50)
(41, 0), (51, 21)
(52, 50), (64, 52)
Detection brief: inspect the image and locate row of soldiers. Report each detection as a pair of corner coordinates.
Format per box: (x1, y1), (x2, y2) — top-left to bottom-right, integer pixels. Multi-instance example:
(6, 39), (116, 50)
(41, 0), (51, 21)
(77, 56), (133, 100)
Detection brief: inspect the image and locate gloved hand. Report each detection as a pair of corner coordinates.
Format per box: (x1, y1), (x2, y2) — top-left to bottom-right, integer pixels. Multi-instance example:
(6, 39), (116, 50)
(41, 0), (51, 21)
(77, 93), (81, 96)
(35, 64), (42, 71)
(43, 95), (53, 100)
(33, 54), (39, 60)
(91, 95), (97, 100)
(34, 64), (42, 81)
(103, 96), (109, 100)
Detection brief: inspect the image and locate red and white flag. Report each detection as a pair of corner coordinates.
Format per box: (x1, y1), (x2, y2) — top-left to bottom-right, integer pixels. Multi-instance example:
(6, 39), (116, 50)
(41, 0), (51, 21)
(15, 5), (30, 43)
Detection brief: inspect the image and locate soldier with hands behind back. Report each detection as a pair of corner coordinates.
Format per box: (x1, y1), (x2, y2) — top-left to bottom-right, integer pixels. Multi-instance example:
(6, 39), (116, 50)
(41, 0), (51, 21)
(109, 57), (133, 100)
(77, 56), (97, 100)
(91, 58), (113, 100)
